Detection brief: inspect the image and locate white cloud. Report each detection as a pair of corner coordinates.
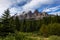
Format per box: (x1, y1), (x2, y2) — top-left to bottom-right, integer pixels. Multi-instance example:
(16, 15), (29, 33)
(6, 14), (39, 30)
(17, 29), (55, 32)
(49, 11), (60, 15)
(10, 7), (23, 16)
(0, 0), (23, 16)
(0, 0), (11, 17)
(22, 0), (53, 12)
(0, 0), (14, 17)
(43, 5), (60, 12)
(0, 0), (31, 16)
(10, 0), (54, 15)
(0, 0), (59, 16)
(43, 5), (60, 15)
(0, 0), (12, 13)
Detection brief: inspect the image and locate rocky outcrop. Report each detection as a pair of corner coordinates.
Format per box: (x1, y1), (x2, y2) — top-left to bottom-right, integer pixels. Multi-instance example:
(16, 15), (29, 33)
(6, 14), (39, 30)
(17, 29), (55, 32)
(18, 10), (49, 20)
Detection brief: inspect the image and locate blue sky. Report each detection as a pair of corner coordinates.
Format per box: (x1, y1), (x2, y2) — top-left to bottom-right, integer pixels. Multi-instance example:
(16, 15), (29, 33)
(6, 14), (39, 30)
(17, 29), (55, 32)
(0, 0), (60, 16)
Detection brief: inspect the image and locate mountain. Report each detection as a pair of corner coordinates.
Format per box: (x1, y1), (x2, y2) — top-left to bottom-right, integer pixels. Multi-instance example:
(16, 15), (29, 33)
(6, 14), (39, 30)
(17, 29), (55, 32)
(18, 10), (49, 20)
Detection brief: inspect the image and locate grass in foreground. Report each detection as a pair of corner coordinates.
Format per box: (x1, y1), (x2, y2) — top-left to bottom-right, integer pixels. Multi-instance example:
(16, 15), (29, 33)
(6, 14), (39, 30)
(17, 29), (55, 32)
(0, 32), (60, 40)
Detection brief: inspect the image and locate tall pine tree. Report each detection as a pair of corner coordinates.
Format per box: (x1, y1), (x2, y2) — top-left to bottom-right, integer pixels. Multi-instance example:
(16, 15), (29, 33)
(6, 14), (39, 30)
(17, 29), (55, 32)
(0, 9), (14, 37)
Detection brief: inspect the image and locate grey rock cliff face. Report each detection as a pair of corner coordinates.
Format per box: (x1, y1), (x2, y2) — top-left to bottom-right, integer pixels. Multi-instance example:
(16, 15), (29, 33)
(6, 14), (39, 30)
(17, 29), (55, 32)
(18, 10), (48, 20)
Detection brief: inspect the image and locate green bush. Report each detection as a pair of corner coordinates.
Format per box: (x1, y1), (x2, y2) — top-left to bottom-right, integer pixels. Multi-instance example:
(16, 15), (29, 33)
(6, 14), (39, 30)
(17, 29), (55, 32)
(15, 32), (26, 40)
(40, 23), (60, 37)
(4, 35), (15, 40)
(48, 35), (60, 40)
(0, 34), (15, 40)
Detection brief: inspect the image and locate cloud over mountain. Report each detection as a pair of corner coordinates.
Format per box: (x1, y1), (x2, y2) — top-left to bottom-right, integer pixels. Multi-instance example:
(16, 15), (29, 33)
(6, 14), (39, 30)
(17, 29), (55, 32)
(43, 6), (60, 12)
(0, 0), (60, 16)
(10, 0), (54, 14)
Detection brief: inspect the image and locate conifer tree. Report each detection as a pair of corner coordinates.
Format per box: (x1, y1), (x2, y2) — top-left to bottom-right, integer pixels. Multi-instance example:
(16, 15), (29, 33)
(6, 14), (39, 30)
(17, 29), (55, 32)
(1, 9), (10, 28)
(0, 9), (14, 36)
(15, 16), (20, 31)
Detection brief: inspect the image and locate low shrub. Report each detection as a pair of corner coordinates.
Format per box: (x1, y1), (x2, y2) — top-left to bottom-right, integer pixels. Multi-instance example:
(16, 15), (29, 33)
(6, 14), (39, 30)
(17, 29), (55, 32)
(48, 35), (60, 40)
(40, 23), (60, 37)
